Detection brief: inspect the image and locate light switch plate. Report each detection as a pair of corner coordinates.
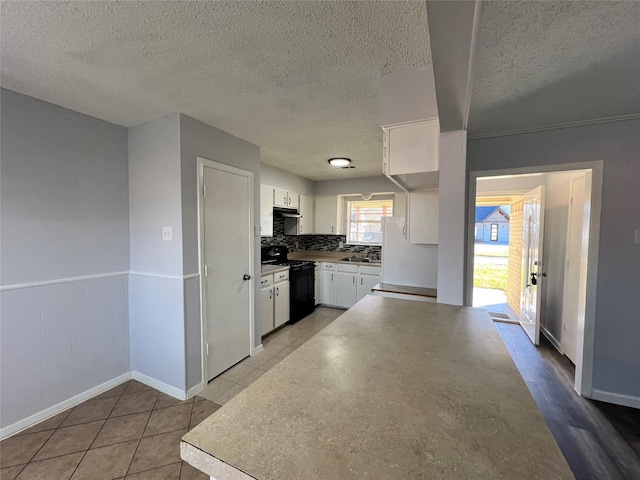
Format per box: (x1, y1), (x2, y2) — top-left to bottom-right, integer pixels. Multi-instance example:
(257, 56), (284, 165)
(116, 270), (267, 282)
(162, 227), (172, 241)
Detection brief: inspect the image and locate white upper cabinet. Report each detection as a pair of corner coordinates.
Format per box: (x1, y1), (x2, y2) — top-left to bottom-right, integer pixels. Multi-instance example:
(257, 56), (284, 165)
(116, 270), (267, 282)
(408, 190), (439, 244)
(383, 119), (440, 176)
(260, 185), (274, 237)
(274, 188), (299, 209)
(315, 196), (341, 235)
(299, 195), (315, 235)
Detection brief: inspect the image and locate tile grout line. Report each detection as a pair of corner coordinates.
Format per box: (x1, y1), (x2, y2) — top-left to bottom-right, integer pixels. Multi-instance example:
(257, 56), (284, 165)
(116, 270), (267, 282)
(66, 382), (130, 479)
(123, 387), (161, 477)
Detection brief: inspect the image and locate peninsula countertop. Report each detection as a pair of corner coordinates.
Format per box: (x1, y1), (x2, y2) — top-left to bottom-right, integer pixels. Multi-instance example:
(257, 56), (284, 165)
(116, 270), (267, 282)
(181, 296), (573, 480)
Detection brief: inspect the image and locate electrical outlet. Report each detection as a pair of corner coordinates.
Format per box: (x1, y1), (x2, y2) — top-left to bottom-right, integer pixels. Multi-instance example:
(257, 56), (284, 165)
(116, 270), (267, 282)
(339, 241), (344, 248)
(162, 227), (172, 241)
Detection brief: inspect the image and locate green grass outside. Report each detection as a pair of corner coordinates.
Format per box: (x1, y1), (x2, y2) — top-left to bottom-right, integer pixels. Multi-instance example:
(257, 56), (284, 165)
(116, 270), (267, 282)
(473, 264), (508, 290)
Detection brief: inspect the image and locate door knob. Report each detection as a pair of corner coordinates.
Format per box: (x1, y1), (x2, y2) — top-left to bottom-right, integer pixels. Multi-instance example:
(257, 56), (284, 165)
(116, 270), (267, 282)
(243, 274), (251, 281)
(530, 272), (537, 286)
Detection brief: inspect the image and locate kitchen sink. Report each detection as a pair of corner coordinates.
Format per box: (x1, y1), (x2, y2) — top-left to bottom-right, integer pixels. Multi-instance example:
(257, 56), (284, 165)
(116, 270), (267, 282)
(341, 257), (381, 264)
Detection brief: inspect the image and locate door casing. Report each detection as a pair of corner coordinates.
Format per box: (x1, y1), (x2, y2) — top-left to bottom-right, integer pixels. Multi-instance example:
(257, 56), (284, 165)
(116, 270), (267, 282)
(466, 161), (603, 398)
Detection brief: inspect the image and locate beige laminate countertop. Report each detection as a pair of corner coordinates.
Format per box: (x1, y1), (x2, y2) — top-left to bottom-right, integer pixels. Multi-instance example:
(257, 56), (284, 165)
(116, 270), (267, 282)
(372, 282), (437, 298)
(260, 264), (289, 275)
(181, 296), (572, 480)
(287, 250), (381, 266)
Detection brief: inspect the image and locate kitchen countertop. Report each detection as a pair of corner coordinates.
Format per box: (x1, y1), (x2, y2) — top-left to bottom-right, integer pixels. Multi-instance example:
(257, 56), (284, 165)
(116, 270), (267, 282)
(372, 282), (437, 298)
(181, 296), (573, 480)
(288, 250), (381, 266)
(260, 264), (289, 275)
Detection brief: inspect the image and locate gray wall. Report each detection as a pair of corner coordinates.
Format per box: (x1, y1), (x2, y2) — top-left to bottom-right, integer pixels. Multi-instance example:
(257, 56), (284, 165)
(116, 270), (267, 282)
(261, 163), (315, 196)
(128, 114), (186, 391)
(1, 89), (130, 431)
(1, 89), (129, 284)
(467, 119), (640, 398)
(179, 114), (261, 389)
(128, 114), (183, 276)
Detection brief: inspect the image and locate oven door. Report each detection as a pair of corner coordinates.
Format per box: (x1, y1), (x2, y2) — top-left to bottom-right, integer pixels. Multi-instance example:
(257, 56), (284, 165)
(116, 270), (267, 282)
(289, 266), (315, 323)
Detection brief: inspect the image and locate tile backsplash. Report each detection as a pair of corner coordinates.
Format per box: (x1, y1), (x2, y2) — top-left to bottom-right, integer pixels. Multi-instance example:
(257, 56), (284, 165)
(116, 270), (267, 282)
(261, 216), (381, 256)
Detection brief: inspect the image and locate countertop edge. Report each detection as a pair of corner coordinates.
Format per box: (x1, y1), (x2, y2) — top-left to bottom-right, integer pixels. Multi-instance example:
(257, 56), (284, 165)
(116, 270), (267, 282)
(181, 440), (256, 480)
(371, 282), (437, 298)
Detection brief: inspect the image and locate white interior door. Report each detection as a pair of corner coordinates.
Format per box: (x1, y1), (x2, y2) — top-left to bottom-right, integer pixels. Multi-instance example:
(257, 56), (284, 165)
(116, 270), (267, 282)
(203, 165), (252, 381)
(520, 186), (546, 345)
(562, 174), (587, 363)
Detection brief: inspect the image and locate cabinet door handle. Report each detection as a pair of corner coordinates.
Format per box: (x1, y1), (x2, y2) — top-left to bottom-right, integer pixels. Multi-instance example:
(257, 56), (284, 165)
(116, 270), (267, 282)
(361, 277), (363, 285)
(331, 274), (334, 281)
(284, 196), (287, 205)
(276, 287), (279, 296)
(269, 289), (272, 299)
(331, 226), (334, 233)
(288, 197), (291, 205)
(353, 276), (355, 284)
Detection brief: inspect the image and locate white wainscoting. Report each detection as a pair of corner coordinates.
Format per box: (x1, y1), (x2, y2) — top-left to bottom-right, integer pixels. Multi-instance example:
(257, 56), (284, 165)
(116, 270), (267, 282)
(0, 273), (129, 435)
(129, 272), (186, 393)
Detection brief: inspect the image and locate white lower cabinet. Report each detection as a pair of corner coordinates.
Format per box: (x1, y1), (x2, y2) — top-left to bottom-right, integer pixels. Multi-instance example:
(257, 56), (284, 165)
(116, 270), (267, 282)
(335, 263), (381, 308)
(357, 273), (380, 303)
(261, 270), (290, 336)
(336, 264), (358, 308)
(321, 262), (336, 305)
(314, 264), (320, 305)
(260, 274), (274, 336)
(274, 271), (290, 328)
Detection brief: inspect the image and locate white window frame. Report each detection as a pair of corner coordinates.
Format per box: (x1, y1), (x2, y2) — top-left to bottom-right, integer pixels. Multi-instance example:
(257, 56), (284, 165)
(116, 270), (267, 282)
(490, 223), (499, 241)
(343, 194), (395, 246)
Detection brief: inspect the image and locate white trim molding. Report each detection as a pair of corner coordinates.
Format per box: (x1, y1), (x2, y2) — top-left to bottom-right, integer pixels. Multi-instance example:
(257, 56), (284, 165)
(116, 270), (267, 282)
(129, 271), (184, 280)
(541, 327), (563, 354)
(132, 371), (186, 401)
(253, 344), (264, 355)
(187, 382), (205, 399)
(0, 271), (129, 291)
(590, 389), (640, 409)
(468, 114), (640, 140)
(0, 373), (132, 440)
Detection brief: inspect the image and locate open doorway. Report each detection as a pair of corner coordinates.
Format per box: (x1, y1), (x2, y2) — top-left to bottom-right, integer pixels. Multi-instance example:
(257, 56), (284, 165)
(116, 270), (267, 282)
(468, 165), (601, 397)
(472, 201), (515, 322)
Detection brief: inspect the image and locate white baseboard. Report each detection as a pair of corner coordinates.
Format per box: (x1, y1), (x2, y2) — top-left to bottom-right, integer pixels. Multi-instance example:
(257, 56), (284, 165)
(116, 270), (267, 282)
(590, 389), (640, 409)
(187, 382), (205, 399)
(253, 344), (264, 355)
(132, 371), (186, 400)
(0, 372), (132, 440)
(541, 327), (563, 354)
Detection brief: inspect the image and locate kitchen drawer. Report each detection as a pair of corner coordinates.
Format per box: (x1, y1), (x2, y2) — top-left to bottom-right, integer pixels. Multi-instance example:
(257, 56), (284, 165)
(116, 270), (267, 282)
(358, 265), (381, 276)
(337, 263), (358, 273)
(274, 270), (289, 283)
(322, 262), (336, 271)
(260, 274), (273, 288)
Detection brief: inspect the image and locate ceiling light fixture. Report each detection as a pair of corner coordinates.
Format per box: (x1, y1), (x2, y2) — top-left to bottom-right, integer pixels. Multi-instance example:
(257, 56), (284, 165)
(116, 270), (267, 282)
(328, 157), (351, 167)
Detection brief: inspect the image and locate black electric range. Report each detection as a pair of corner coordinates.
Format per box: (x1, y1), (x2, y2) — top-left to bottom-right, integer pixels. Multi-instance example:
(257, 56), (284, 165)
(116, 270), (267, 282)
(261, 246), (315, 323)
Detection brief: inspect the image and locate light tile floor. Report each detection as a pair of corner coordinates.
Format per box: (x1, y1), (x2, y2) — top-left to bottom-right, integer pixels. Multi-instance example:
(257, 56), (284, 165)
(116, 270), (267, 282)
(0, 307), (344, 480)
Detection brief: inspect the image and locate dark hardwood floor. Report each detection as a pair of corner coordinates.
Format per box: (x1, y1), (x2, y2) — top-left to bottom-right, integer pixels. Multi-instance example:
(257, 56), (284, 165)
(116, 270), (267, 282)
(495, 323), (640, 480)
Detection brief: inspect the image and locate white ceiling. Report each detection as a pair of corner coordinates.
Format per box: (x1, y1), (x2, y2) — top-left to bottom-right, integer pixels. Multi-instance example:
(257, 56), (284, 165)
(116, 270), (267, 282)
(0, 0), (431, 181)
(1, 1), (637, 180)
(469, 1), (640, 137)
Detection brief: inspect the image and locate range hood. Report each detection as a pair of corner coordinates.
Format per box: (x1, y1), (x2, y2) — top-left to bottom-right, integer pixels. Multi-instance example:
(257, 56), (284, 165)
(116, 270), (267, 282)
(274, 207), (302, 218)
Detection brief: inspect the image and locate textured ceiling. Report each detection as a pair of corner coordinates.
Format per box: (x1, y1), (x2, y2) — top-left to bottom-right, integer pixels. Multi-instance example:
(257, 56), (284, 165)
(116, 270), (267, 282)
(0, 0), (431, 180)
(469, 1), (640, 137)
